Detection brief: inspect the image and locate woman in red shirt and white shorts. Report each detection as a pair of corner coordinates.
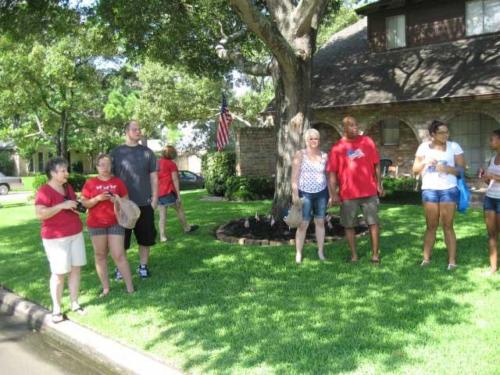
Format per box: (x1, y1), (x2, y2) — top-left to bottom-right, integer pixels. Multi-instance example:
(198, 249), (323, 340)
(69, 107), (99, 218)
(35, 157), (87, 323)
(81, 154), (134, 296)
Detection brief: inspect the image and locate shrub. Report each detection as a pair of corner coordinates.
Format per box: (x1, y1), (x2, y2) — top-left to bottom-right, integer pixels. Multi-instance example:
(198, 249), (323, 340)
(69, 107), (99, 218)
(32, 173), (87, 192)
(382, 176), (418, 194)
(0, 151), (15, 176)
(201, 152), (236, 196)
(68, 173), (87, 192)
(225, 176), (275, 201)
(32, 174), (48, 191)
(382, 176), (420, 205)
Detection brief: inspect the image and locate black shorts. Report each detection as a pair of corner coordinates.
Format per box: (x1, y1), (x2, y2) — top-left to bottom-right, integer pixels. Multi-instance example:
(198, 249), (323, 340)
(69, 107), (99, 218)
(125, 205), (157, 250)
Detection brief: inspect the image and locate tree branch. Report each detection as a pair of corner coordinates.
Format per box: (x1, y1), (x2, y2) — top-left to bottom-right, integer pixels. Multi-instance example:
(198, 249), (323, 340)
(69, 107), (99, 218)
(229, 0), (295, 70)
(25, 72), (63, 115)
(215, 44), (271, 76)
(216, 23), (271, 76)
(265, 0), (293, 30)
(293, 0), (328, 36)
(231, 113), (252, 127)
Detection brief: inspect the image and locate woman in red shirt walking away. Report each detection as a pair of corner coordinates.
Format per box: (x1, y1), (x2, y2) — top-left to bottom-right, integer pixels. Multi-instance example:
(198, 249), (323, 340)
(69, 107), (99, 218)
(35, 158), (87, 323)
(81, 154), (134, 296)
(157, 146), (198, 242)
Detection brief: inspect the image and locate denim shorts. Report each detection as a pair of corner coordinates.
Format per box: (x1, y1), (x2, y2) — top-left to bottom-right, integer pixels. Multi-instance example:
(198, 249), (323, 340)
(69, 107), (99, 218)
(422, 187), (459, 203)
(484, 195), (500, 213)
(88, 224), (125, 237)
(159, 192), (177, 206)
(299, 188), (329, 221)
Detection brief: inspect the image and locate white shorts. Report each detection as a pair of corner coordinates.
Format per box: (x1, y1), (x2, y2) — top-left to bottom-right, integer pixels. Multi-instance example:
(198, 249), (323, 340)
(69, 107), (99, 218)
(42, 232), (87, 274)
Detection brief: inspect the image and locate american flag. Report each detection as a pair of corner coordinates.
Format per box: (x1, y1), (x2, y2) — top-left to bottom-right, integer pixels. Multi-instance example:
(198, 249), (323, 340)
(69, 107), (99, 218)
(216, 94), (233, 151)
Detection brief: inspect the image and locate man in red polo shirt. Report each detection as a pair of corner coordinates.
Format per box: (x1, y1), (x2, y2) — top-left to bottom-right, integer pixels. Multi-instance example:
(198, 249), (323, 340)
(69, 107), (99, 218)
(327, 116), (384, 263)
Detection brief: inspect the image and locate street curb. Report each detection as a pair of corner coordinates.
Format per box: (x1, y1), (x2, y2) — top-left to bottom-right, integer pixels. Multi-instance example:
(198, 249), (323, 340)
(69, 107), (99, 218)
(0, 287), (182, 375)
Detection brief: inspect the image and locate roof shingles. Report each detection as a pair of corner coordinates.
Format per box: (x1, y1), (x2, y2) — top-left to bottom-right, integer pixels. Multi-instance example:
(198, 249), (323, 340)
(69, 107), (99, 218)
(312, 18), (500, 108)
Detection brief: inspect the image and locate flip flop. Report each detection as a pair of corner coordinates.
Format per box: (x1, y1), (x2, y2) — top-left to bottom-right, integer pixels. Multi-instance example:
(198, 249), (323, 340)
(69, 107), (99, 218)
(99, 290), (110, 298)
(371, 258), (380, 264)
(51, 313), (64, 324)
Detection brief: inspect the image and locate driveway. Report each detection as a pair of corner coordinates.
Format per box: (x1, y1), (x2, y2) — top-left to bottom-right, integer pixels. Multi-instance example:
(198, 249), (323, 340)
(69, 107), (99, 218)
(0, 191), (31, 205)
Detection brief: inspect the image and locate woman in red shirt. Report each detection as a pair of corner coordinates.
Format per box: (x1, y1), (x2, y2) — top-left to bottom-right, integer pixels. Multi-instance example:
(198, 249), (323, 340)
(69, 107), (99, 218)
(35, 157), (87, 323)
(157, 146), (198, 242)
(81, 154), (134, 296)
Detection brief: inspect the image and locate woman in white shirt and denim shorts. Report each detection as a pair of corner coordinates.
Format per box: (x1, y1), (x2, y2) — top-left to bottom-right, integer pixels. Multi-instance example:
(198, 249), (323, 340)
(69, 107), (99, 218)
(482, 129), (500, 275)
(291, 128), (329, 264)
(413, 120), (465, 270)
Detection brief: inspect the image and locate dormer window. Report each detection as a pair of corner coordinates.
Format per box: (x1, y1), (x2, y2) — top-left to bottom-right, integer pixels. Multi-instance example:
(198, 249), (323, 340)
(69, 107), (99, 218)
(386, 14), (406, 49)
(466, 0), (500, 36)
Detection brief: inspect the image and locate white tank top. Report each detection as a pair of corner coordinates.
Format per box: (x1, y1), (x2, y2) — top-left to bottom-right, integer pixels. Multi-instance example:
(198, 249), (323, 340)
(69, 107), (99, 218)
(298, 150), (327, 193)
(486, 155), (500, 199)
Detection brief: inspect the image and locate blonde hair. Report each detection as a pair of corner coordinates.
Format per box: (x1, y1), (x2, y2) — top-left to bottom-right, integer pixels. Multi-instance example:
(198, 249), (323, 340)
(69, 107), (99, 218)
(303, 128), (320, 142)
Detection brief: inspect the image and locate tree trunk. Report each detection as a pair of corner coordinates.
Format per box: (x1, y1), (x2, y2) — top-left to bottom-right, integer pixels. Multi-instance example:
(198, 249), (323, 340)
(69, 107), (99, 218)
(59, 110), (69, 162)
(271, 57), (312, 219)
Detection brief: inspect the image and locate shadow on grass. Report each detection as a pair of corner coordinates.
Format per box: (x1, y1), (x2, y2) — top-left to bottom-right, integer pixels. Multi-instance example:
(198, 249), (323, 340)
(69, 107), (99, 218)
(0, 198), (491, 374)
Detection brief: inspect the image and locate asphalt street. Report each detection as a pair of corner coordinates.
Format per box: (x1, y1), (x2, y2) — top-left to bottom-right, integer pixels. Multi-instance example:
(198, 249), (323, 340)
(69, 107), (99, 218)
(0, 310), (109, 375)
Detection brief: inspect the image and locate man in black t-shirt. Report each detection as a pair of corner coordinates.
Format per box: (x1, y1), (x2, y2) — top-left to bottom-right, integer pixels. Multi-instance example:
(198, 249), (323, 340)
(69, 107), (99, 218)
(111, 120), (158, 278)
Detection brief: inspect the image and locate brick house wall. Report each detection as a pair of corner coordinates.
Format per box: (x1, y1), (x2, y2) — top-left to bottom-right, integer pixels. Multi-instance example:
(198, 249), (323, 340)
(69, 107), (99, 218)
(365, 120), (419, 175)
(236, 127), (276, 177)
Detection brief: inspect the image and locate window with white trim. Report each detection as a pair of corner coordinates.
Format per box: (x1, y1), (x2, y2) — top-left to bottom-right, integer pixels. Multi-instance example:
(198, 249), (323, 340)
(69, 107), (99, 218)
(386, 15), (406, 49)
(466, 0), (500, 36)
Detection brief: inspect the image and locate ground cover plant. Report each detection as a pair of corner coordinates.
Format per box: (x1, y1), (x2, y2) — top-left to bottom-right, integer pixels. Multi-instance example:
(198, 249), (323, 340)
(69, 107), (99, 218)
(0, 191), (498, 374)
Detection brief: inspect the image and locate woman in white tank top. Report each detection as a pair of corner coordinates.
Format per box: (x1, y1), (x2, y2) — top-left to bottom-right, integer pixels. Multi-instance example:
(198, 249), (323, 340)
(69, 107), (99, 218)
(481, 129), (500, 275)
(291, 128), (329, 264)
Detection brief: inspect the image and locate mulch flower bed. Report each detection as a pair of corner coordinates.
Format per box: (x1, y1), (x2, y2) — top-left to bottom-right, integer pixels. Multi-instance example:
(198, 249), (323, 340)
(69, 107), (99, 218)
(216, 215), (369, 246)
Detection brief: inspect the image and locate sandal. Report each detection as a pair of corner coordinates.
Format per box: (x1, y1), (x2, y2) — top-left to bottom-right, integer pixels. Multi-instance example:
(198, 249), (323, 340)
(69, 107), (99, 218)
(371, 257), (380, 264)
(71, 305), (87, 316)
(99, 289), (110, 298)
(51, 313), (65, 324)
(347, 257), (359, 263)
(420, 260), (431, 267)
(185, 225), (199, 233)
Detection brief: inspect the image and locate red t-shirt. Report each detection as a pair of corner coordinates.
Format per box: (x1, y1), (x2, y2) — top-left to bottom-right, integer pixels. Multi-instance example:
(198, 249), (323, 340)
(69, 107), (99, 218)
(35, 184), (83, 239)
(158, 158), (178, 197)
(326, 135), (380, 201)
(81, 176), (128, 228)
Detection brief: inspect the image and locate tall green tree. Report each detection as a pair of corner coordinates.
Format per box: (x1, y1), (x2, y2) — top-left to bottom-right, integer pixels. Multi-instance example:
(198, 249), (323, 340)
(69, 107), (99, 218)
(0, 13), (118, 161)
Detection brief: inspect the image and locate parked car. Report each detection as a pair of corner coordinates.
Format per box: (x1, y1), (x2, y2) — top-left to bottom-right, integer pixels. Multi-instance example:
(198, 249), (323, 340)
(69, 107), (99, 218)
(0, 172), (23, 195)
(179, 170), (205, 190)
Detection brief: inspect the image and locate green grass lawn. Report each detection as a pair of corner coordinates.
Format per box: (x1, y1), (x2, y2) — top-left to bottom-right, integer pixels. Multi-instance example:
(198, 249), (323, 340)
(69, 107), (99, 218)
(0, 191), (498, 374)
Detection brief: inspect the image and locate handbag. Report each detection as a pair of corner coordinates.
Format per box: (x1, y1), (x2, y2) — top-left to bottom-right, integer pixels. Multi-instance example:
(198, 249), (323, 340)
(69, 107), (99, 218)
(113, 196), (141, 229)
(284, 201), (303, 228)
(456, 170), (470, 214)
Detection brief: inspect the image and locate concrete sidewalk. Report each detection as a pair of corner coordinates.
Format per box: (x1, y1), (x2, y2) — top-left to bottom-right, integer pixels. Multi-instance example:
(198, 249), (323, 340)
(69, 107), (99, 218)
(0, 287), (183, 375)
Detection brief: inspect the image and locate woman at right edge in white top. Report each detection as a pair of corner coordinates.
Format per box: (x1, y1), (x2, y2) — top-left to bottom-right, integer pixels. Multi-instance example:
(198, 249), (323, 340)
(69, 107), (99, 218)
(481, 129), (500, 275)
(413, 120), (465, 271)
